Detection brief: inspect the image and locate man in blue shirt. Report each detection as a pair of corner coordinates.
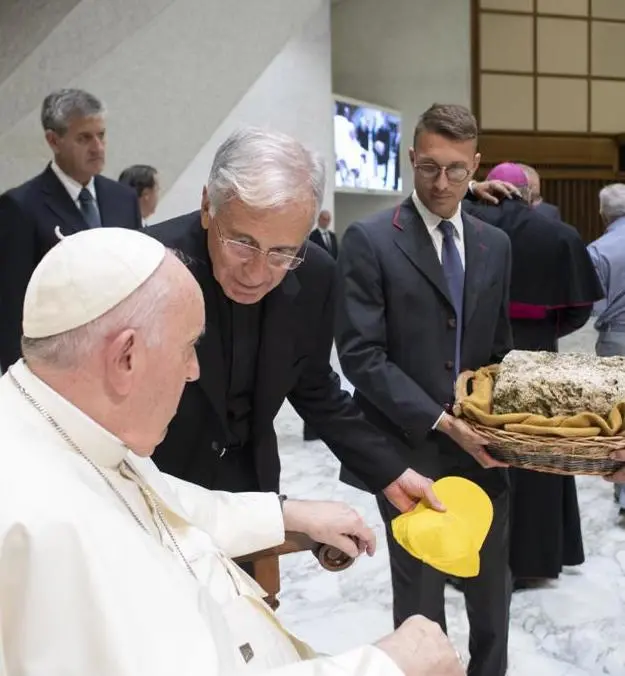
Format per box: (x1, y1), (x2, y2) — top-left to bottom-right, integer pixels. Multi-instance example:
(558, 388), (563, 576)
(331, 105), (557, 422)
(588, 183), (625, 510)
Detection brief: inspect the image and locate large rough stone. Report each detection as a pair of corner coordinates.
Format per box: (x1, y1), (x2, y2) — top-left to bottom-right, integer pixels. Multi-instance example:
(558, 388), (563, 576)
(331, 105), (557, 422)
(492, 350), (625, 417)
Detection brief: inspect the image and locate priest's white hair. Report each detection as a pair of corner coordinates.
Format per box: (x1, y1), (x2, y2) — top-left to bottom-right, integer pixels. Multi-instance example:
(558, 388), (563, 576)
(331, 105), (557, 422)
(21, 252), (176, 369)
(599, 183), (625, 226)
(205, 128), (326, 226)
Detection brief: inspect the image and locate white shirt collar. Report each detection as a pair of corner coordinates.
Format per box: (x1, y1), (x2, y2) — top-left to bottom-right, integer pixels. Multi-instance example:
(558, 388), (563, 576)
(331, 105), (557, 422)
(411, 189), (464, 241)
(50, 161), (97, 203)
(8, 359), (128, 469)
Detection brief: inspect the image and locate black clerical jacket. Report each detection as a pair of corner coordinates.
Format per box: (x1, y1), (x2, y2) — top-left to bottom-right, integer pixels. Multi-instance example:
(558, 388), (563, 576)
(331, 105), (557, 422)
(147, 212), (410, 493)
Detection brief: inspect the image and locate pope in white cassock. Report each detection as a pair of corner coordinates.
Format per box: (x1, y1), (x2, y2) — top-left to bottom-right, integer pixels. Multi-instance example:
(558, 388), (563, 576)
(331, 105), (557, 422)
(0, 227), (464, 676)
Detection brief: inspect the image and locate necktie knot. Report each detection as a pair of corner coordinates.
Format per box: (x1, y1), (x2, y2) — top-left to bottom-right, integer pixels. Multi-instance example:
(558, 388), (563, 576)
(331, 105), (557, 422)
(78, 187), (93, 204)
(438, 220), (455, 240)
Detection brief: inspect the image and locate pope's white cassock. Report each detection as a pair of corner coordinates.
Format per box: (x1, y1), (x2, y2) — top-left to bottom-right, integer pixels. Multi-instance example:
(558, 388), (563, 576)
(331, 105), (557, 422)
(0, 359), (400, 675)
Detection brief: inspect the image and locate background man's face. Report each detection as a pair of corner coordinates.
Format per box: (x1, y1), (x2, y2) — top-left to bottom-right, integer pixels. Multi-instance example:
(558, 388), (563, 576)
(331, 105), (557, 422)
(46, 114), (107, 183)
(409, 131), (479, 219)
(318, 211), (332, 230)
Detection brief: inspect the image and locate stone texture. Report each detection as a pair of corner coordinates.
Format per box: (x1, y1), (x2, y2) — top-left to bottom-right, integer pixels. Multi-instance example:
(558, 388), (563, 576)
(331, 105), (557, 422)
(492, 350), (625, 417)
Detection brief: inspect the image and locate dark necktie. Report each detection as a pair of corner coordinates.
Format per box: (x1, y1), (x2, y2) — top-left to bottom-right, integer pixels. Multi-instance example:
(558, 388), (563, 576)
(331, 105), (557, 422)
(78, 188), (102, 228)
(438, 220), (464, 377)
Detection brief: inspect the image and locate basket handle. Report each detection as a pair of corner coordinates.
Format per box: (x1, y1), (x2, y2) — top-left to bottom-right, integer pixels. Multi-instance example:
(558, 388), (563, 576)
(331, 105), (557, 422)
(453, 370), (476, 416)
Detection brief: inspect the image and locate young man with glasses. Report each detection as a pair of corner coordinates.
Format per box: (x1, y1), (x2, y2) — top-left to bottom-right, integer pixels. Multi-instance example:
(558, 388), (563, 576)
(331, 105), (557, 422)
(146, 128), (442, 525)
(335, 104), (513, 676)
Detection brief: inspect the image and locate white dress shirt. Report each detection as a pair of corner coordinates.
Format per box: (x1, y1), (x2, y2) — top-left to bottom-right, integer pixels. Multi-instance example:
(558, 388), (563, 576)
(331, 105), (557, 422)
(411, 190), (465, 268)
(50, 161), (97, 207)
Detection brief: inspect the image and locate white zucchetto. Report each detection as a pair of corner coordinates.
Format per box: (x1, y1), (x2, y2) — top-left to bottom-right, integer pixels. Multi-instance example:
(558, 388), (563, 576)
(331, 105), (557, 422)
(23, 227), (166, 339)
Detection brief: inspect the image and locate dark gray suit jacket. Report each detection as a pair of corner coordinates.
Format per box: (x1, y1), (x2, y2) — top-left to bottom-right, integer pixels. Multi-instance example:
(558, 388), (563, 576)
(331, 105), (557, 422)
(335, 197), (513, 494)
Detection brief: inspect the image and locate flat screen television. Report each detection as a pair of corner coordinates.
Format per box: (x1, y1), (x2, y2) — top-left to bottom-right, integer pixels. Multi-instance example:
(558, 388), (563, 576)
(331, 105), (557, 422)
(333, 94), (402, 194)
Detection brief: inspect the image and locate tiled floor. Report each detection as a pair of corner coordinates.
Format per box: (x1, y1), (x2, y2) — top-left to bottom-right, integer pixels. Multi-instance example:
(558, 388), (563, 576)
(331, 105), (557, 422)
(275, 324), (625, 675)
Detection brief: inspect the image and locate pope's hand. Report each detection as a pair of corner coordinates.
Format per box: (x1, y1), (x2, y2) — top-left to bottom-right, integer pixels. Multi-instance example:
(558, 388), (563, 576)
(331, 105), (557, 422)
(383, 468), (446, 513)
(376, 615), (465, 675)
(472, 179), (520, 204)
(282, 500), (375, 558)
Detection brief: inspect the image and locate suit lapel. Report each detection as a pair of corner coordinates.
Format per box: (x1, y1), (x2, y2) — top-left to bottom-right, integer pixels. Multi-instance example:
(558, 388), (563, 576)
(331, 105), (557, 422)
(94, 175), (111, 227)
(462, 213), (490, 327)
(392, 197), (453, 308)
(40, 165), (87, 235)
(253, 272), (300, 426)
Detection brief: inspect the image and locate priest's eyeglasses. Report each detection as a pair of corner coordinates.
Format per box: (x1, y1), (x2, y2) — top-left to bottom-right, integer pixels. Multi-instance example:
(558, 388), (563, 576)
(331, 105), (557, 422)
(214, 218), (306, 271)
(414, 162), (471, 184)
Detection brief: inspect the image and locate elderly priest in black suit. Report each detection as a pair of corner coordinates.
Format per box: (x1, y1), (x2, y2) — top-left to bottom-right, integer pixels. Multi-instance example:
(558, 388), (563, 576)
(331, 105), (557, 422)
(336, 104), (513, 676)
(148, 128), (442, 523)
(0, 88), (142, 372)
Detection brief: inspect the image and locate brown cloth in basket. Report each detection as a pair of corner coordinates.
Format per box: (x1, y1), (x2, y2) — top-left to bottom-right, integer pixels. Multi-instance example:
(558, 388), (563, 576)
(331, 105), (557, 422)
(455, 365), (625, 437)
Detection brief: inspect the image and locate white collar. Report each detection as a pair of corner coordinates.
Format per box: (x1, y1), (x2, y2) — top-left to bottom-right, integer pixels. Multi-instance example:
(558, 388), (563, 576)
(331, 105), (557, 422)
(8, 359), (128, 469)
(411, 189), (464, 240)
(50, 161), (97, 203)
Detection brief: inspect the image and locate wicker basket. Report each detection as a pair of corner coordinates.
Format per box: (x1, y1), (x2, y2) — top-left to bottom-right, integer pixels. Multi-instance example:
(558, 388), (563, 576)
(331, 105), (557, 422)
(454, 368), (625, 476)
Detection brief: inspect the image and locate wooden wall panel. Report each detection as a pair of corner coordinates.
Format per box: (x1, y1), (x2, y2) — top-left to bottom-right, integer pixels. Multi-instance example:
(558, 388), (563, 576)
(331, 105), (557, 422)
(476, 132), (620, 242)
(477, 133), (617, 171)
(542, 178), (609, 242)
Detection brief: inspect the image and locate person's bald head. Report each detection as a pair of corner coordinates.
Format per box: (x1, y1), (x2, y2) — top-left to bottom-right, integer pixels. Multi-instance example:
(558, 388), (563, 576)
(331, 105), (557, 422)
(518, 164), (541, 206)
(22, 230), (205, 456)
(318, 210), (332, 230)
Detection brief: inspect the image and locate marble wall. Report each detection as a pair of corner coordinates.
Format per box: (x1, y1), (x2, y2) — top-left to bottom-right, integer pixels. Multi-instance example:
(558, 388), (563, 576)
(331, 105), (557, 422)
(0, 0), (327, 202)
(154, 2), (335, 221)
(331, 0), (472, 237)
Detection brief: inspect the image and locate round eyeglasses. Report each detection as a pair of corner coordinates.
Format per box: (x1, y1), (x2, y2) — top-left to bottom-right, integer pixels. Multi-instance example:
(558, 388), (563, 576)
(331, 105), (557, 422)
(214, 218), (306, 271)
(414, 163), (471, 184)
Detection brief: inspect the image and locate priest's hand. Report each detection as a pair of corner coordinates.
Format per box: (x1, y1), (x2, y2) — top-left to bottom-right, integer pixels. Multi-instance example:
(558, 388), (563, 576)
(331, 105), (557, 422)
(383, 468), (446, 513)
(606, 449), (625, 483)
(437, 413), (508, 469)
(472, 179), (520, 204)
(376, 615), (465, 676)
(282, 499), (376, 558)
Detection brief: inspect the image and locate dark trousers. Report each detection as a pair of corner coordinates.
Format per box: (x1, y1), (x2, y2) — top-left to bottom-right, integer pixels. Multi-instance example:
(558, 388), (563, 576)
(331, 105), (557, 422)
(303, 422), (319, 441)
(378, 489), (511, 676)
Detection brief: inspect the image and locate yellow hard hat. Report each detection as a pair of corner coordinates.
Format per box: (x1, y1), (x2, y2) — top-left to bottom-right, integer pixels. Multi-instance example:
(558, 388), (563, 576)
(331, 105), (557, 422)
(391, 476), (494, 578)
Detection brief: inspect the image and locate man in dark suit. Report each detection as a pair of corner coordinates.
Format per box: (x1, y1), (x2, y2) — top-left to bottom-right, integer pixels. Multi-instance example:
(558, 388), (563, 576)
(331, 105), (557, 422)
(335, 104), (513, 676)
(308, 210), (338, 259)
(0, 89), (142, 371)
(148, 127), (441, 518)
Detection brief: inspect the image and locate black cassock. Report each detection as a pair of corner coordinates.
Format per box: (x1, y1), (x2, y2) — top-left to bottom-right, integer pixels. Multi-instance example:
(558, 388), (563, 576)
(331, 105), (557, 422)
(463, 197), (604, 580)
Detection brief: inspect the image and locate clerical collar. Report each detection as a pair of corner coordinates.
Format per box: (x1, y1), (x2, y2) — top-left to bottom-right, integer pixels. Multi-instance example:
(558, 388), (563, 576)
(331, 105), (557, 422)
(10, 359), (128, 469)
